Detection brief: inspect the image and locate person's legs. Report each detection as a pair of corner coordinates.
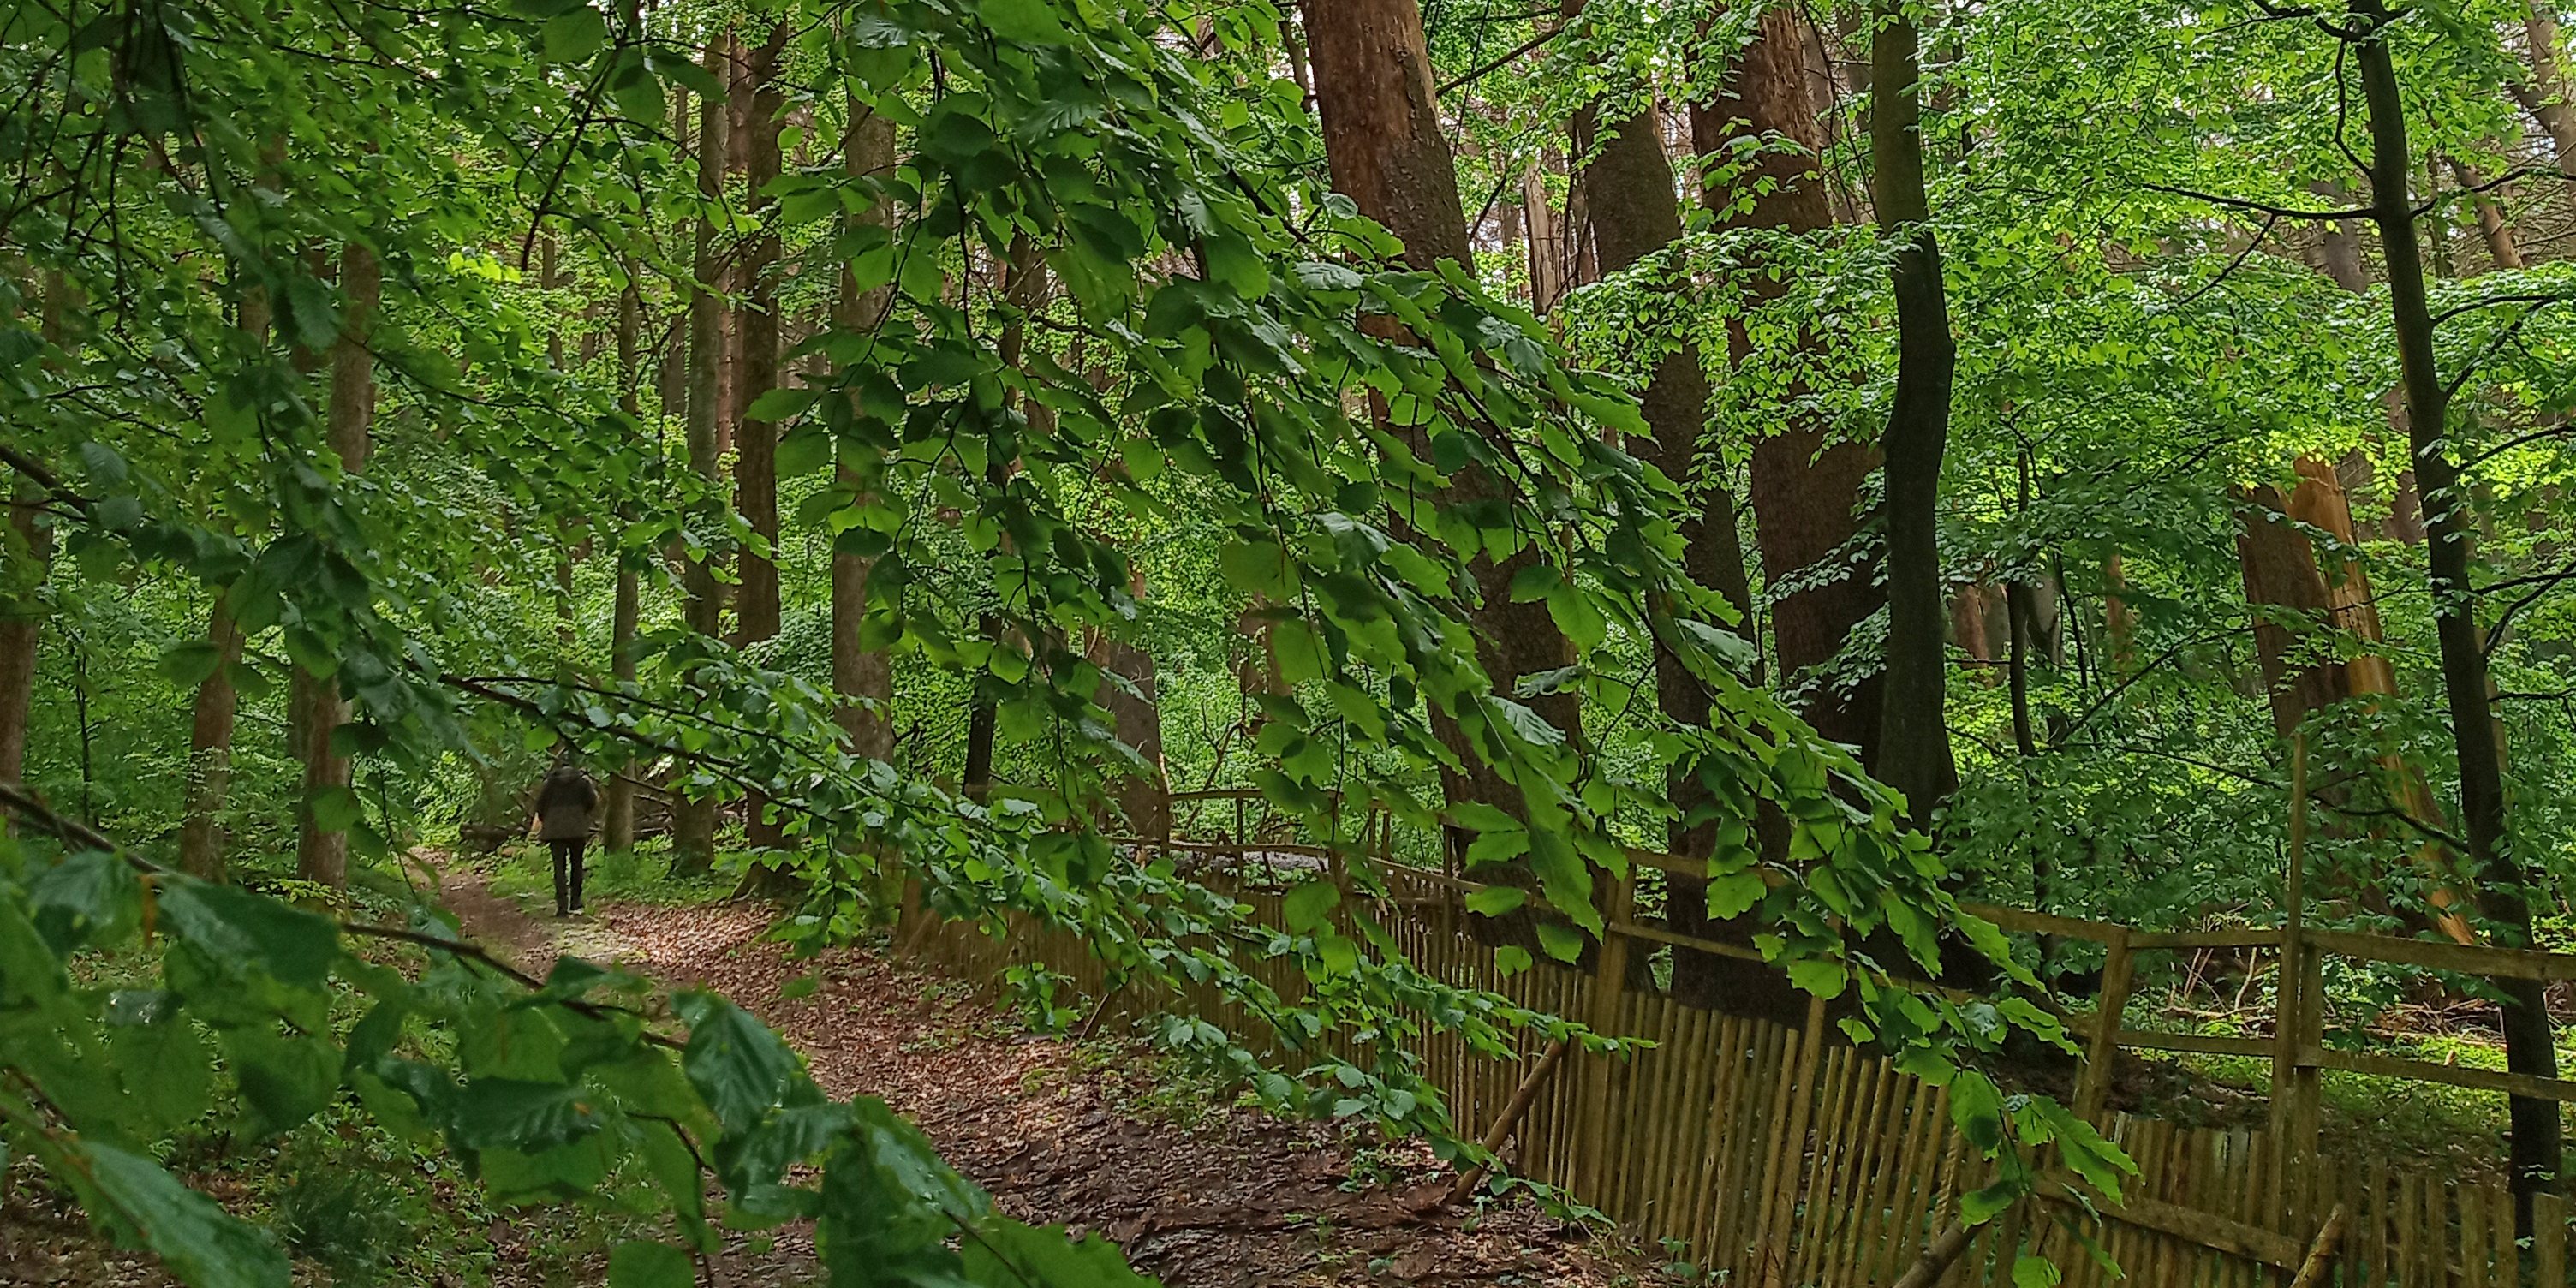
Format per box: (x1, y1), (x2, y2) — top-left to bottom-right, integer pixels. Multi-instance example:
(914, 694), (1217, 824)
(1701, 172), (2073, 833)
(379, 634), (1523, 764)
(550, 839), (572, 916)
(569, 838), (587, 912)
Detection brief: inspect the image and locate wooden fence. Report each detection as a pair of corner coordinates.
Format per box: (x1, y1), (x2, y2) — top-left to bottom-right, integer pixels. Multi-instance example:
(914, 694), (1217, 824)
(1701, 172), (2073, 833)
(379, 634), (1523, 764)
(909, 807), (2576, 1285)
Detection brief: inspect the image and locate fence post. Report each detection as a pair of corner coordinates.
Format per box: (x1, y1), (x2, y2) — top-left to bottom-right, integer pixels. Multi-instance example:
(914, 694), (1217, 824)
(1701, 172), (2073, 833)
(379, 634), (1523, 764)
(2072, 926), (2135, 1124)
(2269, 730), (2322, 1224)
(1580, 874), (1635, 1202)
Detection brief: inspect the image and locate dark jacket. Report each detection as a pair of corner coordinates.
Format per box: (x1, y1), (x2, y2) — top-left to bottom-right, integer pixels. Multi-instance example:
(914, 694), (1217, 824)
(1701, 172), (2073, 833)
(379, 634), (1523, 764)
(534, 767), (599, 841)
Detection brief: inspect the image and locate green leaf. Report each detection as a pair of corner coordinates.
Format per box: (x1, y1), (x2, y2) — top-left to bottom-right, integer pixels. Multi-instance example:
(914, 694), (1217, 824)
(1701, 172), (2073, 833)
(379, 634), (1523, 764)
(452, 1078), (602, 1151)
(1961, 1177), (2020, 1225)
(75, 1141), (288, 1288)
(777, 425), (832, 479)
(158, 638), (224, 687)
(977, 0), (1070, 45)
(224, 1026), (340, 1138)
(1786, 957), (1846, 1000)
(611, 1241), (697, 1288)
(1703, 869), (1767, 920)
(1461, 886), (1526, 917)
(158, 879), (338, 987)
(540, 8), (605, 62)
(1535, 922), (1584, 963)
(746, 386), (817, 423)
(1272, 619), (1326, 687)
(1494, 945), (1534, 976)
(2012, 1254), (2063, 1288)
(113, 1018), (214, 1138)
(677, 993), (799, 1135)
(1282, 881), (1339, 933)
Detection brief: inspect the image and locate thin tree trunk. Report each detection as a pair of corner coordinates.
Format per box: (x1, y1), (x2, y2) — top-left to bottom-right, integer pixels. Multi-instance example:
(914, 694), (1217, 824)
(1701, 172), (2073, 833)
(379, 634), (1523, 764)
(295, 241), (378, 892)
(604, 265), (644, 853)
(673, 35), (730, 874)
(735, 23), (790, 856)
(1870, 0), (1959, 828)
(2448, 157), (2524, 270)
(1306, 0), (1579, 878)
(961, 237), (1050, 801)
(2354, 0), (2558, 1218)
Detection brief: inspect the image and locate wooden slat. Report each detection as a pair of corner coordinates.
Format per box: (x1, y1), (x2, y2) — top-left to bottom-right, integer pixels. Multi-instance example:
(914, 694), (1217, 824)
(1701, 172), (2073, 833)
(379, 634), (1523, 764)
(2305, 927), (2576, 982)
(2308, 1046), (2576, 1102)
(2041, 1171), (2306, 1269)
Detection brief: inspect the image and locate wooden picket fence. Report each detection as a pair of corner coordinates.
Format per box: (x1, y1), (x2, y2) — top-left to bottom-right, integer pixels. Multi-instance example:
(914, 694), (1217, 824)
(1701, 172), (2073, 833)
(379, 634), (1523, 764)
(908, 856), (2576, 1285)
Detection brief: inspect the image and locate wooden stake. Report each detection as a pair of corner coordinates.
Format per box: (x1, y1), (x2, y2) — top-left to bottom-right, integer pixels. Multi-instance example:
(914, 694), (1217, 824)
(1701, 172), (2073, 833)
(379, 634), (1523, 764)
(1446, 1037), (1570, 1205)
(2073, 926), (2135, 1123)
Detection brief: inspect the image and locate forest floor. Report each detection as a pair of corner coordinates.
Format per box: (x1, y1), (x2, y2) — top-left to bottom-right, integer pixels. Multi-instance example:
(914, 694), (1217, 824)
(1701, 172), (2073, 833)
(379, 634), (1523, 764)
(435, 849), (1660, 1288)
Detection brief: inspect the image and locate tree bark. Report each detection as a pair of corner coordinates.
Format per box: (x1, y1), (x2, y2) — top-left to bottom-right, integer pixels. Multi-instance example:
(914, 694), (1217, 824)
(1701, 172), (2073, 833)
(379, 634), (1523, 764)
(2352, 0), (2559, 1217)
(605, 265), (644, 853)
(1870, 0), (1959, 828)
(962, 238), (1051, 801)
(736, 23), (790, 856)
(834, 97), (898, 766)
(1691, 6), (1885, 760)
(295, 241), (377, 892)
(673, 34), (730, 874)
(2448, 157), (2523, 270)
(1306, 0), (1579, 870)
(177, 599), (243, 880)
(0, 478), (46, 792)
(2510, 3), (2576, 170)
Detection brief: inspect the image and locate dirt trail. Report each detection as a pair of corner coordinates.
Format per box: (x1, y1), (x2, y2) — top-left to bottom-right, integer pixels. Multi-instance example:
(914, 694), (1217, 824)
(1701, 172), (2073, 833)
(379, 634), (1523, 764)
(438, 855), (1645, 1287)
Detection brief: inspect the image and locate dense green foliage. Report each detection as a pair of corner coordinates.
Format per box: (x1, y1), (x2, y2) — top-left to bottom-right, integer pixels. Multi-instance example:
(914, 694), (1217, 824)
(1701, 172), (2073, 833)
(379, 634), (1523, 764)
(11, 0), (2576, 1279)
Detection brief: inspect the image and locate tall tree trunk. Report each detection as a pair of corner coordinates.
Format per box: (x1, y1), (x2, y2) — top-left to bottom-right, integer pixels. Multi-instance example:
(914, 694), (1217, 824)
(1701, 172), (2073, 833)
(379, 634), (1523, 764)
(1306, 0), (1578, 874)
(2510, 3), (2576, 169)
(604, 266), (644, 853)
(0, 274), (67, 801)
(295, 242), (377, 892)
(961, 238), (1051, 799)
(1870, 0), (1959, 828)
(1692, 5), (1886, 761)
(0, 479), (45, 793)
(1523, 158), (1566, 313)
(735, 23), (790, 856)
(2353, 0), (2559, 1217)
(833, 97), (897, 766)
(673, 34), (730, 874)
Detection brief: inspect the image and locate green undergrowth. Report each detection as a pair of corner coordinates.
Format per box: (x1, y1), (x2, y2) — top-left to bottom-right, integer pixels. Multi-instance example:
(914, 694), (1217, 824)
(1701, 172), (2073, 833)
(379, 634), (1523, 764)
(476, 836), (739, 911)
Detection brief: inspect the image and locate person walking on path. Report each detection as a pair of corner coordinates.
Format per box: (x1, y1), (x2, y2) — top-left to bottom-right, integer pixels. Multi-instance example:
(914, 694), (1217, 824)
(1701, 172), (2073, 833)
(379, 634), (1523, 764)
(531, 757), (600, 917)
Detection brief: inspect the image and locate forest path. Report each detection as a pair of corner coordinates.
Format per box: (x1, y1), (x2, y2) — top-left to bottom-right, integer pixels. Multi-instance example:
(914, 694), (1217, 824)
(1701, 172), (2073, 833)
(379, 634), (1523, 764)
(434, 850), (1647, 1287)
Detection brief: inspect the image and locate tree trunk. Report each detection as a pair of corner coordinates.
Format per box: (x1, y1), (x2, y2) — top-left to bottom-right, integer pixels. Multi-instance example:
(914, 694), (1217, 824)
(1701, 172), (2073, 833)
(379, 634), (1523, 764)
(2353, 0), (2559, 1218)
(1093, 610), (1171, 840)
(0, 478), (46, 792)
(2512, 3), (2576, 169)
(673, 35), (730, 874)
(1523, 159), (1566, 313)
(177, 599), (243, 880)
(1692, 6), (1885, 760)
(735, 23), (790, 856)
(1306, 0), (1579, 873)
(2448, 157), (2523, 270)
(962, 237), (1051, 800)
(834, 96), (898, 766)
(2235, 481), (2353, 736)
(1869, 0), (1959, 828)
(295, 241), (377, 892)
(604, 266), (644, 853)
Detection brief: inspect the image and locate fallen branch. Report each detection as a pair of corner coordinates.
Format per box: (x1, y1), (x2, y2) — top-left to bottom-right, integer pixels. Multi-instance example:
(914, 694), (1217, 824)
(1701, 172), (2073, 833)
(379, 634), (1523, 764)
(2287, 1205), (2348, 1288)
